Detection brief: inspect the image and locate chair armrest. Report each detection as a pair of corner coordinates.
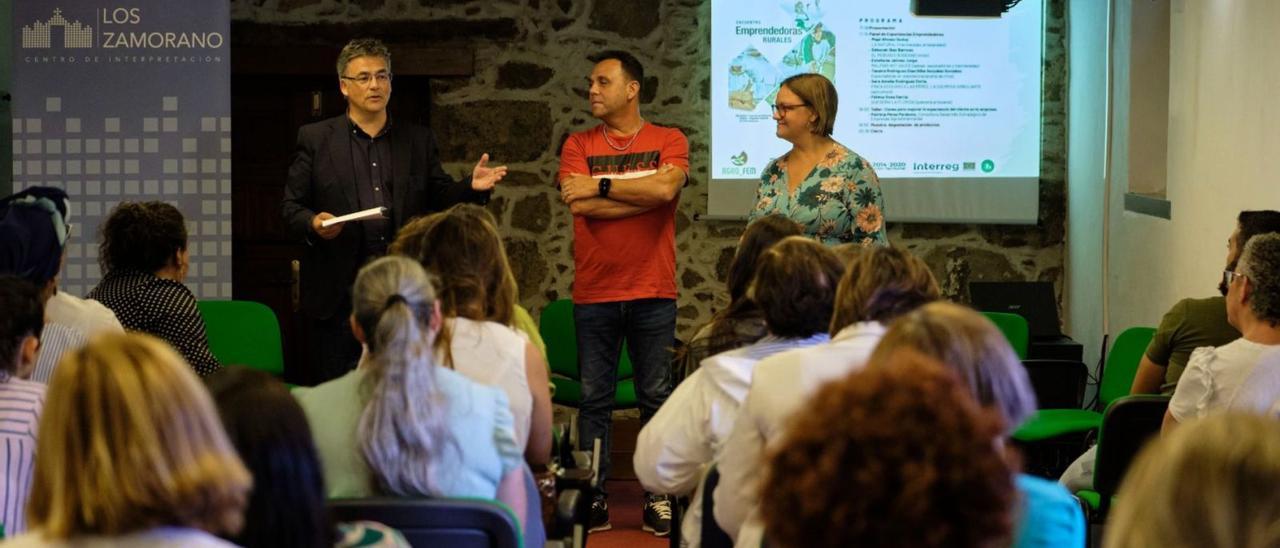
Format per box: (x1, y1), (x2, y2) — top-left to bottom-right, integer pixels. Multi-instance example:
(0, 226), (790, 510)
(553, 488), (589, 548)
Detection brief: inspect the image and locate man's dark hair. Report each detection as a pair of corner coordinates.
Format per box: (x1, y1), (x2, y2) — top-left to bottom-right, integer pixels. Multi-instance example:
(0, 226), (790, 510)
(751, 237), (845, 338)
(1238, 210), (1280, 251)
(99, 201), (188, 274)
(589, 50), (645, 90)
(1221, 210), (1280, 295)
(0, 275), (45, 374)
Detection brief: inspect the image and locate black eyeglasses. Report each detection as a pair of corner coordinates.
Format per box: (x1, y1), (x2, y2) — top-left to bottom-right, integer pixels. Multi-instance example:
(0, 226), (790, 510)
(770, 102), (809, 115)
(341, 72), (393, 87)
(1223, 269), (1245, 287)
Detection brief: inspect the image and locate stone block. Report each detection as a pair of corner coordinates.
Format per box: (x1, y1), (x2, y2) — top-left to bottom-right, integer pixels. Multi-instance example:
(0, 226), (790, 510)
(511, 194), (551, 233)
(505, 237), (548, 300)
(681, 268), (705, 289)
(279, 0), (322, 11)
(715, 246), (735, 283)
(433, 100), (551, 163)
(589, 0), (661, 38)
(503, 170), (548, 187)
(496, 61), (555, 90)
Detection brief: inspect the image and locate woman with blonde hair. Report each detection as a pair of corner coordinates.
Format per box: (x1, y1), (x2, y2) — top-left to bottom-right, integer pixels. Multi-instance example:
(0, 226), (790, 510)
(10, 332), (250, 547)
(749, 73), (888, 246)
(294, 256), (533, 540)
(868, 302), (1084, 548)
(1105, 412), (1280, 548)
(389, 204), (552, 465)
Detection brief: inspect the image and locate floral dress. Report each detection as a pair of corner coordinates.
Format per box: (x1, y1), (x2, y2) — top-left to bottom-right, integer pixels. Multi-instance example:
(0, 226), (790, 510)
(749, 143), (889, 246)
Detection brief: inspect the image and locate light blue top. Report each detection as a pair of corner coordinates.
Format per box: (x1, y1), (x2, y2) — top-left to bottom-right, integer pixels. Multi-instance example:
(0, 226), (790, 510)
(1012, 474), (1086, 548)
(295, 366), (523, 499)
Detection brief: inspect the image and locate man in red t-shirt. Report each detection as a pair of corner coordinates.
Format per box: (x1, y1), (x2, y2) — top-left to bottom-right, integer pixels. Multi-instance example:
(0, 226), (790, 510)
(558, 50), (688, 536)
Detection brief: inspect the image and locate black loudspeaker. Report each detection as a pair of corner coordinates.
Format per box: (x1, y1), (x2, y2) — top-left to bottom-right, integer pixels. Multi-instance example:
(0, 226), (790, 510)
(910, 0), (1016, 17)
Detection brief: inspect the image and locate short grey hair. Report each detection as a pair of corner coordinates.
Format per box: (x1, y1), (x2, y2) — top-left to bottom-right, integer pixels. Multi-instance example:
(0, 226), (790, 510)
(870, 301), (1037, 434)
(337, 38), (391, 78)
(1239, 232), (1280, 325)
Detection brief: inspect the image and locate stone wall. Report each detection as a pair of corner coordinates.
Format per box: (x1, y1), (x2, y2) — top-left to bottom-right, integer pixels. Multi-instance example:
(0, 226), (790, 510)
(232, 0), (1067, 339)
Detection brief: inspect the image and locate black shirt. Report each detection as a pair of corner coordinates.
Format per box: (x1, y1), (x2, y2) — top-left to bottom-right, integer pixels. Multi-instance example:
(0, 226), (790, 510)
(87, 269), (222, 376)
(347, 117), (394, 257)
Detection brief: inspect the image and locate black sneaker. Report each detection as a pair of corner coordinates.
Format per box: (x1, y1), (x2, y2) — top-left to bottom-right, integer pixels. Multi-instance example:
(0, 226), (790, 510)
(642, 492), (672, 537)
(589, 494), (612, 532)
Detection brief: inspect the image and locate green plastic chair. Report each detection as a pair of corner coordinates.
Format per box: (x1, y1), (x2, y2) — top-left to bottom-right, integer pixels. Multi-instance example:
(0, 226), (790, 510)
(196, 300), (285, 377)
(982, 311), (1030, 359)
(1074, 395), (1169, 519)
(1014, 327), (1157, 442)
(538, 299), (637, 408)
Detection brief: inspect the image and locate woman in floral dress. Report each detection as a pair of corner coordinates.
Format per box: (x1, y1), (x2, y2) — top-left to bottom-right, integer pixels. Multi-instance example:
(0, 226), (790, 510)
(749, 73), (889, 247)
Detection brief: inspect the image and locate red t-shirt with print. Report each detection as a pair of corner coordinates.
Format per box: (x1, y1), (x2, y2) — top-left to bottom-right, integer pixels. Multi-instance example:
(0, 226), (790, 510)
(557, 123), (689, 304)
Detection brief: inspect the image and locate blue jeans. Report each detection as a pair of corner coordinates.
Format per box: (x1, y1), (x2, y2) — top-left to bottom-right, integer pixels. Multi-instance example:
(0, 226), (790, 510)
(574, 298), (676, 486)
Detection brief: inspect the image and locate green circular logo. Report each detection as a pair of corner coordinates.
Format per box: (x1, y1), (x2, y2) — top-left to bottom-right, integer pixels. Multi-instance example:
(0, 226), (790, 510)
(981, 159), (995, 173)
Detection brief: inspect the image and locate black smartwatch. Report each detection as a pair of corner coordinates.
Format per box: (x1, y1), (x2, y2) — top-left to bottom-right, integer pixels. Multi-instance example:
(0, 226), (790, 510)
(598, 177), (613, 198)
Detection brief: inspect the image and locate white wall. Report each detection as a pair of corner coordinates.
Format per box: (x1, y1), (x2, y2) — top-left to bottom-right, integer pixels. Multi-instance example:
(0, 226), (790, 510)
(1064, 0), (1110, 368)
(1105, 0), (1280, 338)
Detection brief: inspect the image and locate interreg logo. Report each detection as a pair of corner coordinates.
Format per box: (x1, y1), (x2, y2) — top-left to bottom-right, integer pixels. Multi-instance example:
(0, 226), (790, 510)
(20, 7), (225, 51)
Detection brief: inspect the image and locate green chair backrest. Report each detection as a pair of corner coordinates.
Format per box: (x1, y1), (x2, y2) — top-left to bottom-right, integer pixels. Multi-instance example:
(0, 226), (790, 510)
(196, 300), (284, 376)
(540, 299), (578, 379)
(1100, 327), (1157, 407)
(982, 311), (1030, 359)
(537, 298), (634, 380)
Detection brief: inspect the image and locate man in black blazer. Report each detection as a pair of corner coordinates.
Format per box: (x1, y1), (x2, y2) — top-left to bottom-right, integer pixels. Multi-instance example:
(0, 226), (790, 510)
(282, 38), (507, 383)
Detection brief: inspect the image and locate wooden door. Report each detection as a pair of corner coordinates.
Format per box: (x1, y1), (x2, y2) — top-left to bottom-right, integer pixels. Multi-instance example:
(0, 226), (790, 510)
(230, 45), (467, 383)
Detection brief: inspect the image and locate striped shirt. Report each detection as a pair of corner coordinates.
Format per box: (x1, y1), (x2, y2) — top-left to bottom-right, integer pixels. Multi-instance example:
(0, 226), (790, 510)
(31, 322), (87, 384)
(0, 377), (45, 535)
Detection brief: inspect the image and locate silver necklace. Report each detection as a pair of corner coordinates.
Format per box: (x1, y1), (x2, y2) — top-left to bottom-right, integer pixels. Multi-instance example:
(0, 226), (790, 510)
(601, 121), (645, 151)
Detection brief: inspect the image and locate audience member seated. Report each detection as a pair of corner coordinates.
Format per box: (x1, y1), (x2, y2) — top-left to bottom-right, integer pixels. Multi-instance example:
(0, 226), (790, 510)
(293, 256), (533, 541)
(0, 187), (122, 383)
(760, 351), (1015, 548)
(390, 204), (552, 465)
(1131, 210), (1280, 396)
(869, 302), (1084, 548)
(673, 214), (803, 382)
(87, 201), (220, 376)
(1105, 413), (1280, 548)
(206, 367), (409, 548)
(8, 332), (250, 547)
(389, 205), (546, 359)
(0, 276), (47, 535)
(1062, 209), (1280, 491)
(714, 246), (940, 543)
(1164, 233), (1280, 433)
(633, 236), (843, 544)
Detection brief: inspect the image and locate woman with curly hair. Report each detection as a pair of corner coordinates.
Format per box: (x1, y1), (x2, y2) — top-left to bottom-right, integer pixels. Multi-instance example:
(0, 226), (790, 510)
(865, 302), (1085, 548)
(87, 201), (220, 375)
(761, 351), (1014, 548)
(389, 204), (552, 465)
(10, 332), (250, 547)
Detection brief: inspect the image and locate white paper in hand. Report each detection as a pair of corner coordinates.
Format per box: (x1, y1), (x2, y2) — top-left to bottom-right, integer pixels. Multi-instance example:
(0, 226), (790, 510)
(320, 206), (388, 228)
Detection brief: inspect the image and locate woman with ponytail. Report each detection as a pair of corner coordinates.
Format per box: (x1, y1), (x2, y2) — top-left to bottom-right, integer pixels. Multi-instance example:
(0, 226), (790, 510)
(294, 256), (529, 536)
(390, 204), (552, 466)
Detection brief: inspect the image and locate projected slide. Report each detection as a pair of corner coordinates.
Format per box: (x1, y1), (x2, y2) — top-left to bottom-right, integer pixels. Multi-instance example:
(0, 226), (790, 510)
(711, 0), (1043, 183)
